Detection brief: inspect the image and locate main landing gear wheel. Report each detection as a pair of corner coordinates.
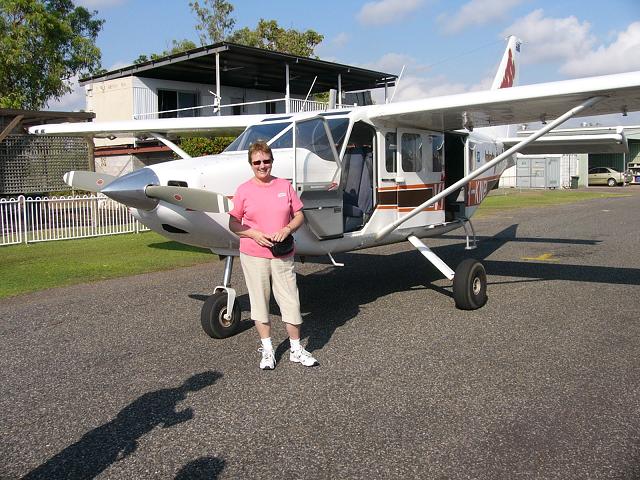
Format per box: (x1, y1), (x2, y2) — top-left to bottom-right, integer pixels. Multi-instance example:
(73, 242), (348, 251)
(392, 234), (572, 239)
(201, 291), (241, 339)
(453, 259), (488, 310)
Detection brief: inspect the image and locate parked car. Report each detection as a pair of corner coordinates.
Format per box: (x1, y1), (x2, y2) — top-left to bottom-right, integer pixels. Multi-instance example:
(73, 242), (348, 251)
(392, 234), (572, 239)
(588, 167), (627, 186)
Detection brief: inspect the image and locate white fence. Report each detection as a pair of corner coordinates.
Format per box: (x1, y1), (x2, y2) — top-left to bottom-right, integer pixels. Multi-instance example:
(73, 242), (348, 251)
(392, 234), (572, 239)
(1, 195), (149, 247)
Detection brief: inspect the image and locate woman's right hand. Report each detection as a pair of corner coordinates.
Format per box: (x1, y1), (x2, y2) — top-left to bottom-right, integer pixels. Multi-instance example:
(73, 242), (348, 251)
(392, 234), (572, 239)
(250, 230), (274, 247)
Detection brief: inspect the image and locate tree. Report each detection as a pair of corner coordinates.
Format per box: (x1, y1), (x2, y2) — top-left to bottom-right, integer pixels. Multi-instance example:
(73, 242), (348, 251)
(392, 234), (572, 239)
(0, 0), (104, 110)
(190, 0), (235, 45)
(133, 39), (198, 65)
(228, 19), (323, 57)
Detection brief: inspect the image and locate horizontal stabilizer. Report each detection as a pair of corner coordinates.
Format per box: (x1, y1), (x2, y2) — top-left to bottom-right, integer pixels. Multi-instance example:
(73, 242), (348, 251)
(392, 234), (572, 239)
(145, 186), (233, 213)
(500, 132), (629, 154)
(63, 171), (117, 192)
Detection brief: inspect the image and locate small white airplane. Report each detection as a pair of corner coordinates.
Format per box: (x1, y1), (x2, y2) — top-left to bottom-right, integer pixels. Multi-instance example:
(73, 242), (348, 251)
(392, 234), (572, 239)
(30, 37), (640, 338)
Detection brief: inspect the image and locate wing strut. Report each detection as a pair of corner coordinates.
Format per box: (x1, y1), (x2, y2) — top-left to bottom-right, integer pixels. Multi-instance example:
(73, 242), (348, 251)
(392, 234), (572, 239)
(149, 132), (192, 159)
(375, 95), (604, 240)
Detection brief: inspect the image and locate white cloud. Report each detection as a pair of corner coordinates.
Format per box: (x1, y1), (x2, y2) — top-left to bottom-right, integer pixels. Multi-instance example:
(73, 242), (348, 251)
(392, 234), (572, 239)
(440, 0), (524, 34)
(332, 32), (350, 48)
(357, 0), (425, 26)
(45, 77), (86, 112)
(562, 22), (640, 76)
(365, 52), (494, 103)
(316, 33), (349, 62)
(74, 0), (126, 8)
(501, 9), (595, 64)
(364, 52), (418, 75)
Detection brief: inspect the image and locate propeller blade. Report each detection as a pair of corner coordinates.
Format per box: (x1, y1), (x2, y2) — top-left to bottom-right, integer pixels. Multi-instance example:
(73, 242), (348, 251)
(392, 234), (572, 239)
(145, 185), (234, 213)
(64, 171), (117, 192)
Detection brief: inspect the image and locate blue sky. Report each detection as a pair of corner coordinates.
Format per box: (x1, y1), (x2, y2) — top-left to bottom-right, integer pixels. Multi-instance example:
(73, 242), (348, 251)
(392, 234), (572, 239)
(51, 0), (640, 125)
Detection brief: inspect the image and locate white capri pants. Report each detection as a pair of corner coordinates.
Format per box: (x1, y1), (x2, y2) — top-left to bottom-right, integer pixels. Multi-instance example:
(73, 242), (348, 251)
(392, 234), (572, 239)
(239, 253), (303, 325)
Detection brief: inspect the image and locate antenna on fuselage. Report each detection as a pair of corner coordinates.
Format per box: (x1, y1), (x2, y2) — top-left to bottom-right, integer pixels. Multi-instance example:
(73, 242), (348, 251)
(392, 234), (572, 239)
(388, 65), (406, 103)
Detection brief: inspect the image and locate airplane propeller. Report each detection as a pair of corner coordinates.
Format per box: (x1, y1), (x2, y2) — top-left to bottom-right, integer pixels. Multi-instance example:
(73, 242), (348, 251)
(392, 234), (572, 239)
(145, 185), (233, 213)
(64, 169), (233, 213)
(63, 171), (117, 192)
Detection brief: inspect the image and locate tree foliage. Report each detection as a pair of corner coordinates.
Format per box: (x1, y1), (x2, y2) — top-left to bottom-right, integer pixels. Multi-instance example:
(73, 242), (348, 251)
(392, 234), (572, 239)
(0, 0), (104, 110)
(179, 136), (235, 157)
(190, 0), (235, 45)
(133, 39), (198, 65)
(229, 19), (323, 57)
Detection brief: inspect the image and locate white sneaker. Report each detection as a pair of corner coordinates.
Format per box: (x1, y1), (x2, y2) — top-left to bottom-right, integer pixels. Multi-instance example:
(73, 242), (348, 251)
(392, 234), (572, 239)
(258, 348), (275, 370)
(289, 348), (319, 367)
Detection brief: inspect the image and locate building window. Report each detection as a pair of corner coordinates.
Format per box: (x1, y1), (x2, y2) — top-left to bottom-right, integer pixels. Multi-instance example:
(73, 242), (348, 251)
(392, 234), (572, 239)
(158, 90), (199, 118)
(266, 101), (277, 114)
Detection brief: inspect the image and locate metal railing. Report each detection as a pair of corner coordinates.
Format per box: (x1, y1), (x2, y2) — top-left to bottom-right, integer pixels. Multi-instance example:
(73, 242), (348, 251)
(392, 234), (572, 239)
(133, 97), (352, 119)
(0, 195), (149, 246)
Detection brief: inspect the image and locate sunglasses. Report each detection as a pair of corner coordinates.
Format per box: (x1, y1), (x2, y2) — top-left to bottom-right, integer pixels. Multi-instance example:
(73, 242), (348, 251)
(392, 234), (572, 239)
(251, 159), (273, 166)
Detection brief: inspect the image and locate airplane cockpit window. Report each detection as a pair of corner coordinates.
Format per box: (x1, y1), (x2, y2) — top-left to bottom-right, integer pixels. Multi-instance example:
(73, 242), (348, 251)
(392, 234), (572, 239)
(326, 118), (349, 155)
(295, 118), (336, 162)
(401, 133), (423, 172)
(224, 122), (291, 151)
(270, 117), (348, 152)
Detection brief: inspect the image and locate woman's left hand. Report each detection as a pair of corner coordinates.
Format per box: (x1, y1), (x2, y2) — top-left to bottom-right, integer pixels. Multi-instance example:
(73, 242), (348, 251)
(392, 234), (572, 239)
(271, 226), (291, 243)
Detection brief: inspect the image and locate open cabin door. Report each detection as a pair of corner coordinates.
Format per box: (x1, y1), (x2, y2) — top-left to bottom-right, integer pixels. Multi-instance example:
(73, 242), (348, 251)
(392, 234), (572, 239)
(293, 117), (343, 239)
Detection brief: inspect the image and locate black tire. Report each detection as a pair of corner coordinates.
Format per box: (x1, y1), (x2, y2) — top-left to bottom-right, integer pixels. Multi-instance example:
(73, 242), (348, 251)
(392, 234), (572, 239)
(453, 259), (488, 310)
(201, 291), (241, 339)
(607, 178), (617, 187)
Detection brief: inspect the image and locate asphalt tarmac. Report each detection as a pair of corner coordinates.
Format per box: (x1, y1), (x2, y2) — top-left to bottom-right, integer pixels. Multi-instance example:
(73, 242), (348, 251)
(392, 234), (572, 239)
(2, 187), (639, 479)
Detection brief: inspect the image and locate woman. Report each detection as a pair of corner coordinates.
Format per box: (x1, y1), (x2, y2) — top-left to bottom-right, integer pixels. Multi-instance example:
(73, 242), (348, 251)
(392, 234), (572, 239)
(228, 140), (318, 370)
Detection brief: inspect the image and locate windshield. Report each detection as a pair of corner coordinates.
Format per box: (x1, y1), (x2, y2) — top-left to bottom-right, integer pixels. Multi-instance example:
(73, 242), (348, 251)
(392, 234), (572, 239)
(224, 116), (350, 153)
(225, 122), (291, 152)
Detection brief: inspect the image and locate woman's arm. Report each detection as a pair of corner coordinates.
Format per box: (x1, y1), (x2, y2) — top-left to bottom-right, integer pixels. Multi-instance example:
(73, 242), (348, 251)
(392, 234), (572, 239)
(271, 210), (304, 242)
(229, 216), (274, 247)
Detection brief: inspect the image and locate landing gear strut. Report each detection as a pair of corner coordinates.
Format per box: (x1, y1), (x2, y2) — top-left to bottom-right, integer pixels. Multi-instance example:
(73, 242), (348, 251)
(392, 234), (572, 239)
(408, 233), (488, 310)
(201, 256), (241, 338)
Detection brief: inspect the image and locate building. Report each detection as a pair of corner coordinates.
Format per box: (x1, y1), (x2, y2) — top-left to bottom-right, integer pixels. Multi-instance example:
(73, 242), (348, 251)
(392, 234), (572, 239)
(499, 125), (639, 189)
(78, 42), (396, 175)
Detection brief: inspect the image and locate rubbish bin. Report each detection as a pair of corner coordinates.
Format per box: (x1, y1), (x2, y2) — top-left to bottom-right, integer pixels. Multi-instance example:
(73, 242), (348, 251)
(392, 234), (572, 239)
(570, 176), (579, 189)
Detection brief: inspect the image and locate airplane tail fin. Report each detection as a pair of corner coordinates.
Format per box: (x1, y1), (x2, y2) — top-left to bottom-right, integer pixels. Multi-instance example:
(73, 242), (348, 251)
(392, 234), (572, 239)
(491, 35), (521, 90)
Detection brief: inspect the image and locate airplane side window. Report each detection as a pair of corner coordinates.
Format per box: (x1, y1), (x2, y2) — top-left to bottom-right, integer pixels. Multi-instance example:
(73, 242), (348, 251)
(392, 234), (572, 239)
(432, 135), (444, 172)
(401, 133), (422, 172)
(385, 132), (397, 173)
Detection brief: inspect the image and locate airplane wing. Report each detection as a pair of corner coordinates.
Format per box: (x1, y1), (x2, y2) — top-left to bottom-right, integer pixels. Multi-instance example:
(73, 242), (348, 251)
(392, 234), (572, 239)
(28, 113), (270, 138)
(366, 71), (640, 131)
(500, 130), (629, 154)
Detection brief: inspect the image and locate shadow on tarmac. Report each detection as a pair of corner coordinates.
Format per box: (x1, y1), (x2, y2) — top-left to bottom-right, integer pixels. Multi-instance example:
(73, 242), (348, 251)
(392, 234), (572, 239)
(174, 456), (226, 479)
(187, 224), (639, 354)
(22, 371), (223, 480)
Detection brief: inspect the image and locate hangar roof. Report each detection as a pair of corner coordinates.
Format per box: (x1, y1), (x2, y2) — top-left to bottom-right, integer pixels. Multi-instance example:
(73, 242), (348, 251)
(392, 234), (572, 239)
(80, 42), (397, 96)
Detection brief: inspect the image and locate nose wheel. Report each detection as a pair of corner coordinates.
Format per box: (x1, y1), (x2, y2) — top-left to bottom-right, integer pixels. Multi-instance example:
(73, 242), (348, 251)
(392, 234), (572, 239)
(201, 291), (241, 338)
(453, 258), (488, 310)
(201, 255), (242, 339)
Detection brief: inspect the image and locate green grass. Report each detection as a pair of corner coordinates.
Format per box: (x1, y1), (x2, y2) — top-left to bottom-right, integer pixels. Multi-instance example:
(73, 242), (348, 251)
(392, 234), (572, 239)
(0, 232), (215, 298)
(475, 189), (629, 217)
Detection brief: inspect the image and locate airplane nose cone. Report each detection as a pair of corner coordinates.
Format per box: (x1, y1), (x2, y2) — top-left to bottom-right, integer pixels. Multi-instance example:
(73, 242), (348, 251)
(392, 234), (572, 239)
(101, 168), (160, 210)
